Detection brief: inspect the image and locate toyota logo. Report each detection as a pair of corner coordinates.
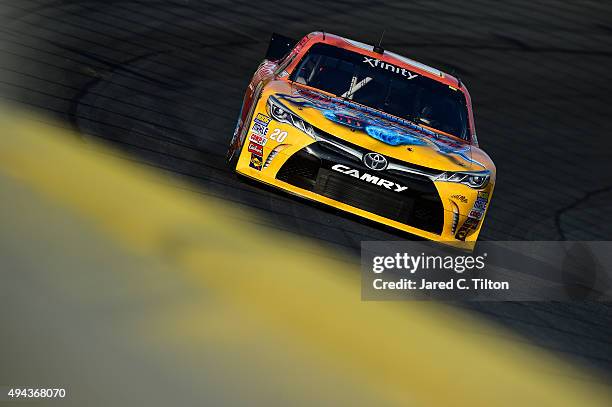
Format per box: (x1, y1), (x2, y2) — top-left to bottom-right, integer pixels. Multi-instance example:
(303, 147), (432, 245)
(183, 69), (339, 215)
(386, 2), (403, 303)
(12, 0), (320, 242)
(363, 152), (388, 171)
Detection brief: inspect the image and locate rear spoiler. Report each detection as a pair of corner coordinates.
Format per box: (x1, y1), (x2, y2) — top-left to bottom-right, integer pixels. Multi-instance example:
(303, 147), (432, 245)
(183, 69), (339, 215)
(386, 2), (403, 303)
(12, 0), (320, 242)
(265, 32), (297, 61)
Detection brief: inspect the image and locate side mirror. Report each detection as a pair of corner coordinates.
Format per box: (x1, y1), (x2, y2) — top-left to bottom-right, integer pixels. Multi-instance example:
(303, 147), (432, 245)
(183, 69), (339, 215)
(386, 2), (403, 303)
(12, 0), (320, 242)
(265, 33), (297, 62)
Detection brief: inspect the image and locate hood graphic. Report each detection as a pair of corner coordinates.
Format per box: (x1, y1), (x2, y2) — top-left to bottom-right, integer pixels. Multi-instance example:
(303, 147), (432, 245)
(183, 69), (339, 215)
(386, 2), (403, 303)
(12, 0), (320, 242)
(277, 87), (484, 169)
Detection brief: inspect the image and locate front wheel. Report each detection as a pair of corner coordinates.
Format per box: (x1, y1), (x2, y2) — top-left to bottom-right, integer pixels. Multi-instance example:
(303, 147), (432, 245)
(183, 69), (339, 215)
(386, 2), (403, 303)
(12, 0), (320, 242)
(227, 90), (262, 170)
(226, 142), (239, 169)
(226, 119), (243, 169)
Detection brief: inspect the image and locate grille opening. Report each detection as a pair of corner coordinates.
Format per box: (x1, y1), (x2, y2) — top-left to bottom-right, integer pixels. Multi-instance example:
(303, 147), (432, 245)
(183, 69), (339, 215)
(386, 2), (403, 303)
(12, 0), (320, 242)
(275, 143), (444, 234)
(316, 170), (414, 222)
(276, 149), (320, 190)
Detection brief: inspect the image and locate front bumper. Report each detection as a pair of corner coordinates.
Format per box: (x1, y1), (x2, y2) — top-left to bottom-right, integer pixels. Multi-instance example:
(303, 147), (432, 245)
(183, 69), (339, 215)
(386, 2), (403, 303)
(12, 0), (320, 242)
(235, 113), (492, 248)
(276, 142), (445, 235)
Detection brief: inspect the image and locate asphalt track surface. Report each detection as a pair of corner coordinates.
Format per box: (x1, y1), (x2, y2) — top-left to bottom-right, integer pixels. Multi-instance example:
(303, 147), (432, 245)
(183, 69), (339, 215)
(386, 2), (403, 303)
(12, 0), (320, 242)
(0, 1), (611, 375)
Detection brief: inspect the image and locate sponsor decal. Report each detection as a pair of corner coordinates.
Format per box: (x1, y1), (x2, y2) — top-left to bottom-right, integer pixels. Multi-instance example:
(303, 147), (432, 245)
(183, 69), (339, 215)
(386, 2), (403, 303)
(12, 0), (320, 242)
(331, 164), (407, 193)
(474, 197), (488, 211)
(456, 193), (487, 240)
(249, 133), (267, 146)
(455, 226), (469, 241)
(251, 121), (268, 137)
(255, 113), (271, 125)
(248, 142), (264, 155)
(469, 209), (483, 220)
(249, 152), (263, 170)
(451, 194), (468, 204)
(463, 217), (479, 228)
(455, 217), (479, 241)
(362, 57), (419, 80)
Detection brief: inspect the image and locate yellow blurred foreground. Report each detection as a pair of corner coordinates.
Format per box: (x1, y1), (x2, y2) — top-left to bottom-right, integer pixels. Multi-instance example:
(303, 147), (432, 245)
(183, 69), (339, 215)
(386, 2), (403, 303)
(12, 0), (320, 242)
(0, 106), (610, 406)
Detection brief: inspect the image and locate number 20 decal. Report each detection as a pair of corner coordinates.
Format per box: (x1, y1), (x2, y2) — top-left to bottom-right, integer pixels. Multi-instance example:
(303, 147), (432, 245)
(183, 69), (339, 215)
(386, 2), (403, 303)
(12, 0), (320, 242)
(270, 128), (288, 142)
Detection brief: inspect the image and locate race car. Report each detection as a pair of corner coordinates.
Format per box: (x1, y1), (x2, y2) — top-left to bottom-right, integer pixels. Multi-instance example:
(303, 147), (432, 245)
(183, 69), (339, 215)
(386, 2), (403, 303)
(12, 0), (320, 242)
(227, 32), (495, 247)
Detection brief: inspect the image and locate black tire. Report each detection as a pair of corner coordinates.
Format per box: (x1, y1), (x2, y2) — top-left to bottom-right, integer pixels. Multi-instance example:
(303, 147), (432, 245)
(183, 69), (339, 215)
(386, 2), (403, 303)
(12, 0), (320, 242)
(227, 144), (240, 170)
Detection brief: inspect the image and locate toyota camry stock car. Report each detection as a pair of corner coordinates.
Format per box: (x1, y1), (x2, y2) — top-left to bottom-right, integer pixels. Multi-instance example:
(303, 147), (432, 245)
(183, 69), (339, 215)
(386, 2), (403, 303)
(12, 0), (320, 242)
(227, 32), (495, 246)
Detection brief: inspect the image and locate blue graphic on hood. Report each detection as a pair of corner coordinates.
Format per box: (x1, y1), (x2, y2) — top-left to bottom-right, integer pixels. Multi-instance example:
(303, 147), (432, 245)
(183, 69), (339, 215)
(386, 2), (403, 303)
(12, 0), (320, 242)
(435, 143), (481, 167)
(277, 88), (484, 168)
(365, 126), (427, 147)
(322, 110), (367, 130)
(364, 124), (481, 167)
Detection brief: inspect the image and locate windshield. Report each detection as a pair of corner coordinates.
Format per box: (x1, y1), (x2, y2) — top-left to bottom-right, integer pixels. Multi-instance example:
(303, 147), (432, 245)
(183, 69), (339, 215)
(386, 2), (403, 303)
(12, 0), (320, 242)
(289, 43), (470, 140)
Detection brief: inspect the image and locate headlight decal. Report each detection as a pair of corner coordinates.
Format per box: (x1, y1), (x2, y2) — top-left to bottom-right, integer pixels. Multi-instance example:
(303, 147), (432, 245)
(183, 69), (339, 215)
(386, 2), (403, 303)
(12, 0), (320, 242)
(267, 96), (316, 139)
(436, 170), (490, 189)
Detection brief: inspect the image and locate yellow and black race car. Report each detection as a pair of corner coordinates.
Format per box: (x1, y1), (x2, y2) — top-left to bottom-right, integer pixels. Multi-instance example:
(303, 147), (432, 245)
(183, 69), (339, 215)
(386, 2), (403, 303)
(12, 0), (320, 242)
(227, 32), (495, 246)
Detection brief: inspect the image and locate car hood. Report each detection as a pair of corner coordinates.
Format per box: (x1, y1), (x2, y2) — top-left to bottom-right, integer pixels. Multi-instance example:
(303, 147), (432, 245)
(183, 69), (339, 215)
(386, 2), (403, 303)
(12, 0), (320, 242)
(266, 81), (493, 173)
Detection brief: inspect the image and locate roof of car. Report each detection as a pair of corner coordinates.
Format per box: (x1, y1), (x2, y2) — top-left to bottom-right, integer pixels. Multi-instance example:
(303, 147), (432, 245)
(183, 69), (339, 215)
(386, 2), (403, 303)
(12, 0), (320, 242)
(305, 32), (461, 88)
